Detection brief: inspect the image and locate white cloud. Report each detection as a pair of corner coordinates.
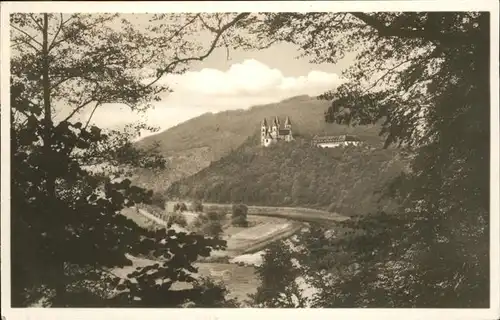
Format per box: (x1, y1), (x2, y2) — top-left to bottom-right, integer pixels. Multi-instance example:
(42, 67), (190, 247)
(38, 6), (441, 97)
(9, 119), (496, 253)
(155, 59), (342, 98)
(86, 59), (343, 137)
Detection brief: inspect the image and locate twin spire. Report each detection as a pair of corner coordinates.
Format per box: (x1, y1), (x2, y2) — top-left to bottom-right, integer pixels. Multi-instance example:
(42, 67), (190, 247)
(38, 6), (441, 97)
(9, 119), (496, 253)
(262, 116), (291, 127)
(273, 116), (280, 126)
(284, 116), (291, 127)
(261, 116), (294, 146)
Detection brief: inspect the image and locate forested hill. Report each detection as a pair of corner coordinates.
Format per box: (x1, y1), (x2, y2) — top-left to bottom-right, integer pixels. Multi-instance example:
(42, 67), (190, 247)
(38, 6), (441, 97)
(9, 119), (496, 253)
(137, 95), (383, 159)
(166, 136), (410, 216)
(132, 95), (384, 192)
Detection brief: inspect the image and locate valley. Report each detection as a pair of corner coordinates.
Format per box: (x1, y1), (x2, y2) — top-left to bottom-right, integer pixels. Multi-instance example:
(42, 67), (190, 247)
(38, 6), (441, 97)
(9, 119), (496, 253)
(119, 202), (344, 304)
(119, 95), (405, 305)
(9, 10), (487, 311)
(131, 95), (385, 193)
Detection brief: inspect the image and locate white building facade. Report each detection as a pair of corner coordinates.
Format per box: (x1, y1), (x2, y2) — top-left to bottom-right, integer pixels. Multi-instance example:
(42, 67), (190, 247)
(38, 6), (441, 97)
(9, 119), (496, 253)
(311, 135), (362, 148)
(261, 116), (294, 147)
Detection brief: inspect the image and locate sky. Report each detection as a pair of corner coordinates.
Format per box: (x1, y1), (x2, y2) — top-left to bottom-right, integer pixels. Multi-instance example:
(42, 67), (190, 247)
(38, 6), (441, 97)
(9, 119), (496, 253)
(78, 16), (355, 137)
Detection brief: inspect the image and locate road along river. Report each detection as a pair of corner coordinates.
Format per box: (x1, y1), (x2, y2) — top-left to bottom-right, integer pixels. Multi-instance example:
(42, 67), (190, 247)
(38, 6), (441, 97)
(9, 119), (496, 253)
(114, 205), (349, 304)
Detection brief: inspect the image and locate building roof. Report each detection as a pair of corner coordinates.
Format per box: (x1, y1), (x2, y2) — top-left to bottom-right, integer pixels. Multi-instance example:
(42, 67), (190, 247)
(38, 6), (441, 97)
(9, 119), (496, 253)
(262, 118), (268, 126)
(273, 116), (280, 126)
(312, 135), (361, 143)
(285, 116), (291, 126)
(279, 129), (291, 136)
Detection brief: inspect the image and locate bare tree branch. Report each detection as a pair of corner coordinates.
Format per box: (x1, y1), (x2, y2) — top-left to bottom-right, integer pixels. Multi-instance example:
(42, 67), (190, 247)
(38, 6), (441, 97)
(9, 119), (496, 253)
(48, 13), (71, 52)
(51, 75), (78, 90)
(49, 15), (115, 51)
(198, 15), (218, 33)
(10, 38), (41, 52)
(148, 13), (250, 87)
(62, 97), (98, 123)
(11, 24), (43, 49)
(363, 47), (443, 94)
(28, 13), (44, 31)
(158, 14), (201, 48)
(84, 102), (102, 129)
(362, 59), (414, 94)
(223, 34), (231, 61)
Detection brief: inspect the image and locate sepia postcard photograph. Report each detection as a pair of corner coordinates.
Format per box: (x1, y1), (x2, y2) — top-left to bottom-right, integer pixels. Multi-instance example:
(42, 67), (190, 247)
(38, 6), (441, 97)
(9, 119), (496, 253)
(1, 1), (499, 320)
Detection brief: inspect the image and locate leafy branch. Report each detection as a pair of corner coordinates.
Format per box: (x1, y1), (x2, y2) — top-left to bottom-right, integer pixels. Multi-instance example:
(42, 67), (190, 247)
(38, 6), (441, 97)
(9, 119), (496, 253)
(147, 13), (250, 87)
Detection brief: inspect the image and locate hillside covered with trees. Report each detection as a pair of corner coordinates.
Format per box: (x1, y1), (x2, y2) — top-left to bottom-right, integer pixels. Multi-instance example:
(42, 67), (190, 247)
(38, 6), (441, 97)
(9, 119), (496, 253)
(166, 136), (409, 216)
(9, 8), (491, 311)
(237, 11), (490, 308)
(132, 95), (384, 192)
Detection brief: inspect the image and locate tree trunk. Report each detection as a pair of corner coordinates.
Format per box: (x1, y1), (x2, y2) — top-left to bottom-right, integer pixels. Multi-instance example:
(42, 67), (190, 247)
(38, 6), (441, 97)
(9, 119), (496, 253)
(41, 13), (66, 306)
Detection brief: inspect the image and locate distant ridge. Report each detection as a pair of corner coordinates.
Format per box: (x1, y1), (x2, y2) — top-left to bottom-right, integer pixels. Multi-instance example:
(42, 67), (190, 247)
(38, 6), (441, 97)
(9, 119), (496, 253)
(132, 95), (384, 192)
(277, 94), (312, 103)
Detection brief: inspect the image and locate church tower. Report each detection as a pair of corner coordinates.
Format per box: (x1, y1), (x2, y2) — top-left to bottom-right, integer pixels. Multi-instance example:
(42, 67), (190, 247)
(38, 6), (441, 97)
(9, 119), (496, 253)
(260, 116), (293, 146)
(284, 116), (293, 141)
(261, 118), (268, 146)
(271, 116), (280, 139)
(284, 116), (291, 129)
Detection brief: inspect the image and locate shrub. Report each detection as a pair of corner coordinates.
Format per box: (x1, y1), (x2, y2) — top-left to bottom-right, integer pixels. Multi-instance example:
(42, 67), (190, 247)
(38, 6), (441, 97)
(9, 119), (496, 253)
(193, 212), (224, 238)
(232, 215), (248, 227)
(204, 220), (223, 238)
(250, 240), (303, 307)
(168, 212), (187, 228)
(206, 210), (226, 221)
(174, 202), (188, 213)
(151, 192), (166, 209)
(191, 200), (204, 213)
(232, 204), (248, 227)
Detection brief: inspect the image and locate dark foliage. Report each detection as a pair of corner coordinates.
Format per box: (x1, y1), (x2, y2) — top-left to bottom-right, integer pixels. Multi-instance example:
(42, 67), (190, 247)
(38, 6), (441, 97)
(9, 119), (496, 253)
(174, 202), (188, 213)
(168, 139), (407, 216)
(151, 192), (166, 209)
(241, 11), (490, 307)
(10, 13), (245, 307)
(168, 212), (188, 228)
(193, 211), (224, 238)
(231, 204), (249, 227)
(191, 200), (204, 213)
(250, 240), (305, 308)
